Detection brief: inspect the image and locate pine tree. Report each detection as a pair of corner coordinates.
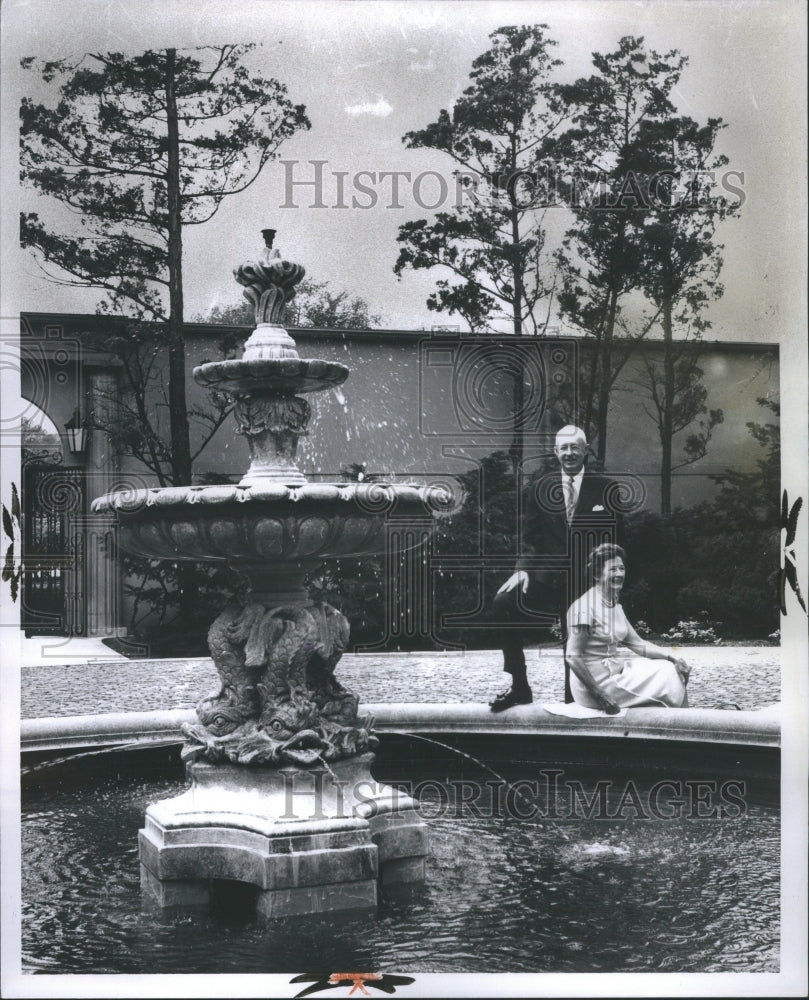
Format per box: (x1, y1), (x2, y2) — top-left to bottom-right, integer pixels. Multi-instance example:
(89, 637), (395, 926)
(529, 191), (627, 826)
(554, 36), (690, 460)
(20, 45), (310, 485)
(393, 25), (564, 473)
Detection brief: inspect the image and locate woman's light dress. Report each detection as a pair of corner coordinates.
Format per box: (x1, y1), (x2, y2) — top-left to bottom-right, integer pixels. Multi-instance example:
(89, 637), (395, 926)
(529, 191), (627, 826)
(566, 587), (687, 708)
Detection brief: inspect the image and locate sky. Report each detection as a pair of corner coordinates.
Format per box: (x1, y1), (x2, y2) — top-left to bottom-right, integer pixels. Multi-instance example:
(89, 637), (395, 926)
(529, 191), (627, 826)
(1, 0), (806, 344)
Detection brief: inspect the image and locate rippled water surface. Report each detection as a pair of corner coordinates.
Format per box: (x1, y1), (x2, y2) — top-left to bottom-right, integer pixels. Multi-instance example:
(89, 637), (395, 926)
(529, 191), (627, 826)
(21, 766), (779, 975)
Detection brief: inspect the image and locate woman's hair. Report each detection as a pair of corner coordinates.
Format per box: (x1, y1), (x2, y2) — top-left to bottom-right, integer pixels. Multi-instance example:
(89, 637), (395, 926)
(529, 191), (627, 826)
(587, 543), (626, 580)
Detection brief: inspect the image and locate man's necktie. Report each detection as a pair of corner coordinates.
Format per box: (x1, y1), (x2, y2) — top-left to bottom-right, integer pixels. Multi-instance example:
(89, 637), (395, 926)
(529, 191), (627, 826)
(564, 475), (577, 521)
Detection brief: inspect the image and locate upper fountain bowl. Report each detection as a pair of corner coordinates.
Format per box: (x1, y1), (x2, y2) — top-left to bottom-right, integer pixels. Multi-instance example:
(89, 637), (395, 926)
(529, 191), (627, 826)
(194, 356), (348, 395)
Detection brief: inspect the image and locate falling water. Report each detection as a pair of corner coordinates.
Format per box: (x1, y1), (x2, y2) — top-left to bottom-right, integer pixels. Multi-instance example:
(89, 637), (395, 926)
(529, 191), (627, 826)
(395, 731), (571, 840)
(21, 740), (183, 777)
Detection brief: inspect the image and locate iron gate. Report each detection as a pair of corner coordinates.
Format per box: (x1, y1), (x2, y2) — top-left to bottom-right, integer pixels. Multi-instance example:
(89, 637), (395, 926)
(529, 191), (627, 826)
(22, 464), (86, 636)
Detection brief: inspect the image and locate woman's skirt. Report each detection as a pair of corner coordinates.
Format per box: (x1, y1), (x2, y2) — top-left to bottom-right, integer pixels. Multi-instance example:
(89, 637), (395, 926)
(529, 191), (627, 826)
(571, 655), (687, 709)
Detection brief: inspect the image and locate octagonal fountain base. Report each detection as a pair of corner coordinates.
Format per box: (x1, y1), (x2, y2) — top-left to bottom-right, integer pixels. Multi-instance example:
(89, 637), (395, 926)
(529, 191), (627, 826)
(138, 753), (427, 918)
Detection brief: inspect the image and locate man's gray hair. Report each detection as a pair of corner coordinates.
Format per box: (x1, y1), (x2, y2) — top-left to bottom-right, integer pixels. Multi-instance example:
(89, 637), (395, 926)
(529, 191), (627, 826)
(555, 425), (587, 446)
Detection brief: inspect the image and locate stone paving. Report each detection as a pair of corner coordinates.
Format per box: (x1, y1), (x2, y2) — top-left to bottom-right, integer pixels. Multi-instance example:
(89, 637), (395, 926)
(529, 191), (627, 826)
(20, 646), (780, 719)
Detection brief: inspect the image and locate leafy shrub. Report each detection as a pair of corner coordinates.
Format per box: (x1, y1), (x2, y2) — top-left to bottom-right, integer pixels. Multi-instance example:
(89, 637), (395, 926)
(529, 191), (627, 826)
(660, 614), (721, 644)
(123, 554), (245, 657)
(621, 507), (779, 639)
(675, 579), (777, 639)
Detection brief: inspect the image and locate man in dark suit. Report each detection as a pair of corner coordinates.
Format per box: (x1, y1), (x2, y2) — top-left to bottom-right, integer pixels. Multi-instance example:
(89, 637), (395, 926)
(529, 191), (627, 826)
(489, 424), (624, 712)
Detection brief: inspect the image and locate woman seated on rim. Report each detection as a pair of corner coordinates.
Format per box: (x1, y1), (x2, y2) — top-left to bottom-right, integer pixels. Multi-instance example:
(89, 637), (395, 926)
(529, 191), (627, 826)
(566, 543), (690, 713)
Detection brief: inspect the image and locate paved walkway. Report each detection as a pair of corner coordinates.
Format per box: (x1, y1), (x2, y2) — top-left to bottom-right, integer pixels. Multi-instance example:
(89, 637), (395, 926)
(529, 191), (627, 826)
(20, 645), (780, 720)
(20, 635), (129, 667)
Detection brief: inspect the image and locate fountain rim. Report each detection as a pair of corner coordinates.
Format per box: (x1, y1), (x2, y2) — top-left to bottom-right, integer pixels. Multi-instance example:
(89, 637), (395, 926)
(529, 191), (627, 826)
(21, 702), (782, 757)
(91, 480), (454, 516)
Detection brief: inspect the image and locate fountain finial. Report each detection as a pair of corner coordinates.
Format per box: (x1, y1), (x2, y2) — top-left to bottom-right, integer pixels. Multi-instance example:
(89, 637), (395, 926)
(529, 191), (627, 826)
(232, 230), (306, 360)
(260, 229), (279, 265)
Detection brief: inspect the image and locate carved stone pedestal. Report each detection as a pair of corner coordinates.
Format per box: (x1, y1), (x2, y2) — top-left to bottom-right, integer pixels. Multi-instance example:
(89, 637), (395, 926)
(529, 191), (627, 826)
(139, 753), (427, 918)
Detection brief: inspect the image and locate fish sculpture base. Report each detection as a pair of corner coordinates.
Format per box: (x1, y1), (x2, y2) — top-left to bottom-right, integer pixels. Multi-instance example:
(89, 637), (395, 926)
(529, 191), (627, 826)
(181, 596), (377, 767)
(138, 753), (428, 918)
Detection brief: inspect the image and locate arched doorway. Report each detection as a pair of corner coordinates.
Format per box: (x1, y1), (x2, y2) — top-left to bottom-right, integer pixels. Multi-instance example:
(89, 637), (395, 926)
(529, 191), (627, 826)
(20, 316), (127, 642)
(21, 406), (86, 636)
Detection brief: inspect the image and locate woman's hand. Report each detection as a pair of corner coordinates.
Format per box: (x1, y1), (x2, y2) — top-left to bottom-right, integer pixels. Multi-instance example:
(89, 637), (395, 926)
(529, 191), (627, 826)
(593, 692), (622, 714)
(671, 657), (691, 683)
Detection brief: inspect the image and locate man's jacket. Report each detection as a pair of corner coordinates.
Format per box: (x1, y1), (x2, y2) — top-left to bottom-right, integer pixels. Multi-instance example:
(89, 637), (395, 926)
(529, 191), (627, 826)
(515, 469), (626, 588)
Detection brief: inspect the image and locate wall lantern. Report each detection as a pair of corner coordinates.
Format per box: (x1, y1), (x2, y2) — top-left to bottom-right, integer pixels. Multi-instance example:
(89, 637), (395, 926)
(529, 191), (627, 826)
(64, 409), (87, 454)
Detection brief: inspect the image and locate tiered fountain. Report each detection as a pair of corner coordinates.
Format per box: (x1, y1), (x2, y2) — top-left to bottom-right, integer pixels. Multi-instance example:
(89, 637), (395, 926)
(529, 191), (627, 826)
(92, 231), (448, 918)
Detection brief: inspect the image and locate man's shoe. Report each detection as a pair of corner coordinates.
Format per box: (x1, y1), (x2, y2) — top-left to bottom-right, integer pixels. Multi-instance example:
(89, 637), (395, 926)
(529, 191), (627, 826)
(489, 687), (533, 713)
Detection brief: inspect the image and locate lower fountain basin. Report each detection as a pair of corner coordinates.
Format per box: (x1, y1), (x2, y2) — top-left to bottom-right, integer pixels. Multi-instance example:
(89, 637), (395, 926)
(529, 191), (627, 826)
(20, 730), (780, 974)
(91, 482), (449, 562)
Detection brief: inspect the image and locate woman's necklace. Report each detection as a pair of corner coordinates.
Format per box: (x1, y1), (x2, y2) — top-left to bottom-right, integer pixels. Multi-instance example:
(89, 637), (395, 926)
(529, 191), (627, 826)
(597, 585), (618, 608)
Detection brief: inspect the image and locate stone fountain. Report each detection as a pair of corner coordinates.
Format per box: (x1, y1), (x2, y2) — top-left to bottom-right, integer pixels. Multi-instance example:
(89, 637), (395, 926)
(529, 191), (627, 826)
(92, 231), (448, 918)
